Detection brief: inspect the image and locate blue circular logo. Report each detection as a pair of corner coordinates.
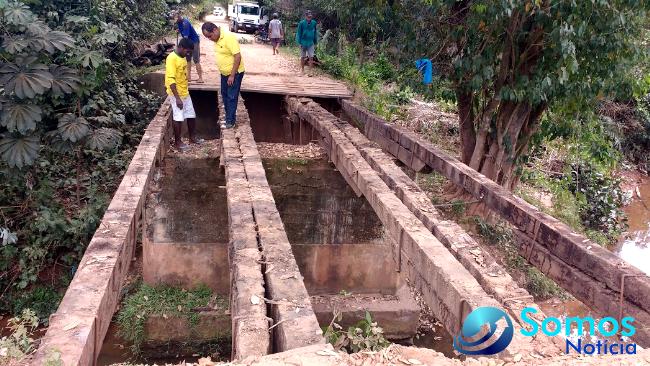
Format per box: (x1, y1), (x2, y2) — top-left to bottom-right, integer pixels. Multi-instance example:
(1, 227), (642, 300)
(453, 306), (514, 355)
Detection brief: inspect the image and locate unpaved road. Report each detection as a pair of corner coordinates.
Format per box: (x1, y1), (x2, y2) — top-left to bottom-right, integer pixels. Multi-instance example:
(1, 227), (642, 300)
(194, 16), (335, 85)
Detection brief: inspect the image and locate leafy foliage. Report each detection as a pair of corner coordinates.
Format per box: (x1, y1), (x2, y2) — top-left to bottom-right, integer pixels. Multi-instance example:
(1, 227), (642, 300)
(0, 309), (39, 360)
(569, 165), (627, 241)
(1, 103), (42, 133)
(0, 60), (54, 100)
(0, 0), (166, 319)
(57, 115), (90, 142)
(0, 135), (40, 167)
(323, 310), (390, 353)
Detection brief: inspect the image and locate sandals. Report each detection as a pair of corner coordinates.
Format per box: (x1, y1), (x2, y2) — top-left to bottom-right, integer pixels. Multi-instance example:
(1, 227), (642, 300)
(191, 138), (205, 145)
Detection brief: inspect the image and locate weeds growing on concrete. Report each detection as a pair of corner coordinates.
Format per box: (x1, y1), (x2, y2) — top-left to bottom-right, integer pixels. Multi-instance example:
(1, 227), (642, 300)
(474, 217), (567, 300)
(323, 310), (390, 353)
(116, 283), (222, 354)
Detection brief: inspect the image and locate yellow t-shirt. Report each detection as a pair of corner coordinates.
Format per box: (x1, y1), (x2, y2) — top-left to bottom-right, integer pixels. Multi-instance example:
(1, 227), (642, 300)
(215, 29), (245, 76)
(165, 52), (189, 97)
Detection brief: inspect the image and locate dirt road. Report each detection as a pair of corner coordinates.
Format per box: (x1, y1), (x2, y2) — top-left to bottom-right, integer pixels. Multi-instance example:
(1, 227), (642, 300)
(196, 16), (332, 83)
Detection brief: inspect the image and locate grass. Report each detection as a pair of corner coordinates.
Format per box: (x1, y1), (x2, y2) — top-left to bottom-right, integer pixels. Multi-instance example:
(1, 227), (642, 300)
(473, 217), (568, 300)
(11, 285), (63, 326)
(285, 158), (309, 166)
(116, 283), (225, 354)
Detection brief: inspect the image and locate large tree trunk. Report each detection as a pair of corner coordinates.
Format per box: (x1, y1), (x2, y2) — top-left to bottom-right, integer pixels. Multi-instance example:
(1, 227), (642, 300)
(454, 7), (547, 192)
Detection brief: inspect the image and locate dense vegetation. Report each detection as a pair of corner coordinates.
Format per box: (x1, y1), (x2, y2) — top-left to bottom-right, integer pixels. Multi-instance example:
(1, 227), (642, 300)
(0, 0), (172, 321)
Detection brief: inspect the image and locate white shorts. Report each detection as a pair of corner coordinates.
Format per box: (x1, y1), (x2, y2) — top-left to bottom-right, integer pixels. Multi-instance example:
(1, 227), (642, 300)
(168, 96), (196, 122)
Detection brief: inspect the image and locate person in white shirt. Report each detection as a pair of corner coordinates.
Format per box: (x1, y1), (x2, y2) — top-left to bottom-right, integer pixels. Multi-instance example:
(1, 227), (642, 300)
(268, 13), (284, 55)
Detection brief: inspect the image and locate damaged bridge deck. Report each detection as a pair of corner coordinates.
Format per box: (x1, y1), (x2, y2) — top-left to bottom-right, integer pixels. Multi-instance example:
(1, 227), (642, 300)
(33, 81), (650, 365)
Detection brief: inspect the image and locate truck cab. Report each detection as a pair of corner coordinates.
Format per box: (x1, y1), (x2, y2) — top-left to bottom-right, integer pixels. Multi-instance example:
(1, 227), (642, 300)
(228, 2), (268, 34)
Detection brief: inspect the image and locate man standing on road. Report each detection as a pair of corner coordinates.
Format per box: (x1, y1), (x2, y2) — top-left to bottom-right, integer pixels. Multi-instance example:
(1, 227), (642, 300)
(269, 13), (284, 55)
(176, 13), (204, 83)
(296, 10), (318, 74)
(165, 38), (202, 151)
(201, 22), (245, 129)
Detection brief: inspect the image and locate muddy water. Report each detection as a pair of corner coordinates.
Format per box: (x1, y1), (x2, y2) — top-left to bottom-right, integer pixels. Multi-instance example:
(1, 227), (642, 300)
(616, 180), (650, 275)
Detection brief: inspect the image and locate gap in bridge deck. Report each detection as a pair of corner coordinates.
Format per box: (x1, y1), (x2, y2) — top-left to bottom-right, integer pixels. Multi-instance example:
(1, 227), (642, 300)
(245, 93), (455, 350)
(98, 92), (232, 364)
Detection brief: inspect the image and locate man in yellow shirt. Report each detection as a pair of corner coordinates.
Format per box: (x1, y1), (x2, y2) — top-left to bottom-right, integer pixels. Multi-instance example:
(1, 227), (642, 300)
(201, 22), (245, 129)
(165, 37), (202, 151)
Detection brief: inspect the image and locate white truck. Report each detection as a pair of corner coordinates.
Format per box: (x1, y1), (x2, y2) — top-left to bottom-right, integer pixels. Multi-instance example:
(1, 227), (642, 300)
(228, 1), (267, 33)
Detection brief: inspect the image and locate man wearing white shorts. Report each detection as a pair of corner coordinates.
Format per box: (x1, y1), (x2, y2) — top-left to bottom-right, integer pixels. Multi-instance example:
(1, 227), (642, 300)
(165, 37), (202, 151)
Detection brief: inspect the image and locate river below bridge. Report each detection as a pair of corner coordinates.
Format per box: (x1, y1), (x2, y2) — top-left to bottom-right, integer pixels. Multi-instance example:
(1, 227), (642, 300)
(617, 178), (650, 275)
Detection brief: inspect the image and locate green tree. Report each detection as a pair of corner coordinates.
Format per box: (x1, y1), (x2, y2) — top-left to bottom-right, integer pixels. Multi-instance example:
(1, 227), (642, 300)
(424, 0), (648, 189)
(299, 0), (649, 190)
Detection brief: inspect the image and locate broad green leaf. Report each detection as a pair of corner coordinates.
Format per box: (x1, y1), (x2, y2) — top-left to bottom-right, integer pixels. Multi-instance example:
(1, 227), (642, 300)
(2, 36), (30, 54)
(26, 21), (50, 37)
(57, 114), (90, 142)
(45, 130), (74, 153)
(85, 127), (122, 150)
(0, 135), (40, 168)
(65, 15), (90, 24)
(93, 23), (126, 45)
(0, 103), (42, 133)
(2, 2), (34, 26)
(45, 31), (76, 53)
(49, 65), (80, 96)
(28, 31), (75, 54)
(0, 61), (53, 99)
(78, 50), (107, 68)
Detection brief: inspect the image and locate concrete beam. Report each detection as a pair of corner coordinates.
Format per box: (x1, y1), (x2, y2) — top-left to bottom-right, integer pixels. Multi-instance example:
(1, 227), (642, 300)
(341, 100), (650, 346)
(33, 102), (172, 366)
(221, 125), (271, 360)
(328, 115), (561, 351)
(285, 98), (533, 353)
(231, 94), (324, 353)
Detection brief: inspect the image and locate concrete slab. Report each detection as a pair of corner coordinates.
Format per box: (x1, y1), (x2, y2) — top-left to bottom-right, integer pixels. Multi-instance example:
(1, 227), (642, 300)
(311, 286), (419, 340)
(221, 125), (271, 360)
(292, 243), (399, 296)
(233, 106), (325, 351)
(143, 241), (230, 295)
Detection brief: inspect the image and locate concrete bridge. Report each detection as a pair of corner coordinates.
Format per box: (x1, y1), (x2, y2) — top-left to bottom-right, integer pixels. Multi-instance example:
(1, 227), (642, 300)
(32, 27), (650, 365)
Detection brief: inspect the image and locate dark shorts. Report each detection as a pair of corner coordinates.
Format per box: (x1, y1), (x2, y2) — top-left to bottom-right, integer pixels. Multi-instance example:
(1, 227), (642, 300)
(186, 41), (200, 64)
(271, 38), (281, 46)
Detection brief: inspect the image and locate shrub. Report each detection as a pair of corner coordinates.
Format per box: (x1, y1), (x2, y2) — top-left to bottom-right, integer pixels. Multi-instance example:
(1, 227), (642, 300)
(323, 310), (390, 353)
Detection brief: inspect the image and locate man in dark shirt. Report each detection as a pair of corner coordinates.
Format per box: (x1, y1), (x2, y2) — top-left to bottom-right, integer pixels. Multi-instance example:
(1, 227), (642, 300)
(176, 13), (204, 83)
